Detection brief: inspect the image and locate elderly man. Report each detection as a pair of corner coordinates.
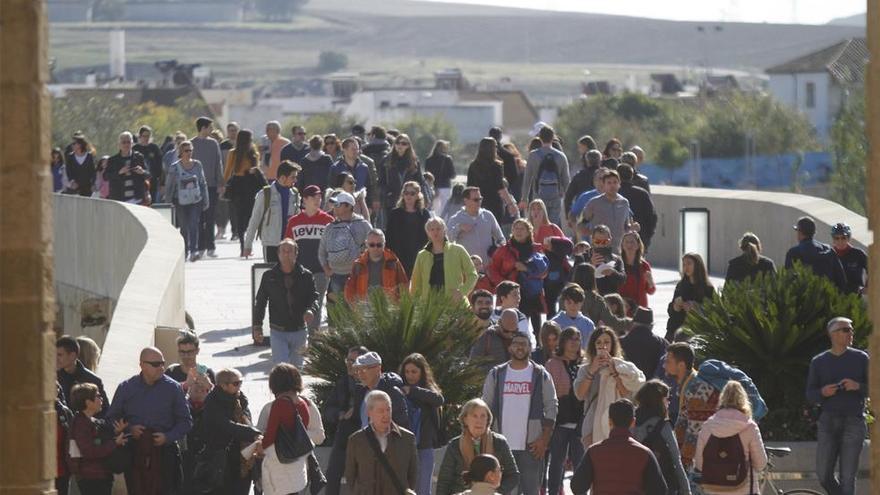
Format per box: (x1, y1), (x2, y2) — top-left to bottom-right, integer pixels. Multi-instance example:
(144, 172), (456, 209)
(107, 347), (193, 494)
(253, 238), (319, 366)
(344, 228), (409, 303)
(106, 131), (149, 204)
(470, 308), (519, 369)
(345, 390), (418, 494)
(318, 191), (372, 303)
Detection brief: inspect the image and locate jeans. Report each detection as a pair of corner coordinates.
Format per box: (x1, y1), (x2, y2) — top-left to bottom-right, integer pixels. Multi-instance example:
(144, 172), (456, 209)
(511, 449), (543, 495)
(543, 197), (563, 226)
(177, 203), (202, 255)
(547, 425), (584, 495)
(417, 448), (435, 495)
(816, 413), (866, 495)
(198, 187), (218, 251)
(270, 328), (308, 367)
(310, 272), (328, 334)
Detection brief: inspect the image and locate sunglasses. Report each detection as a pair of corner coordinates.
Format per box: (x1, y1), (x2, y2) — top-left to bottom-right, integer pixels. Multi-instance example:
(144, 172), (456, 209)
(142, 360), (165, 368)
(367, 242), (384, 248)
(593, 238), (611, 246)
(226, 380), (243, 387)
(403, 190), (418, 196)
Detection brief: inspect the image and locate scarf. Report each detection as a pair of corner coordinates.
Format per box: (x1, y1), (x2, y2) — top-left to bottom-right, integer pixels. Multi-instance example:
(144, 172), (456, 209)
(459, 431), (495, 474)
(510, 238), (533, 262)
(590, 357), (645, 443)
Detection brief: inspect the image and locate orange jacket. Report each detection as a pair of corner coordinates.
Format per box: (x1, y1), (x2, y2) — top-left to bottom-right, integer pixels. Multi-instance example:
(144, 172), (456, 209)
(344, 249), (409, 303)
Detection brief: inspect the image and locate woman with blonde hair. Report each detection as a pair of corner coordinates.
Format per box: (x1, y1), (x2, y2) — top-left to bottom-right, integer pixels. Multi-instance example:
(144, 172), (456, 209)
(411, 217), (478, 299)
(695, 381), (767, 495)
(435, 399), (519, 495)
(75, 336), (101, 372)
(386, 180), (431, 275)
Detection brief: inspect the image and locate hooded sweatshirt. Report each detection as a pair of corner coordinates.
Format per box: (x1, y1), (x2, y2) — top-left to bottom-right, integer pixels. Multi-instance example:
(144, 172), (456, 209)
(694, 409), (767, 495)
(317, 213), (372, 275)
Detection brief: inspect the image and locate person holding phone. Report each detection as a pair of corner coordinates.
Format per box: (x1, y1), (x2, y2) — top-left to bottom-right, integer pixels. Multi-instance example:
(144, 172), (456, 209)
(573, 327), (645, 446)
(589, 225), (625, 296)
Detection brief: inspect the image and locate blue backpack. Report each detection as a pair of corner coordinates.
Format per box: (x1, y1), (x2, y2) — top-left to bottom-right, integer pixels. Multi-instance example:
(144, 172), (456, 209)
(697, 359), (768, 421)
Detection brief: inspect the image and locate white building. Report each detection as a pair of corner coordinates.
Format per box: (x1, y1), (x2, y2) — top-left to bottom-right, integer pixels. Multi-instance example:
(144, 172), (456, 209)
(766, 38), (867, 142)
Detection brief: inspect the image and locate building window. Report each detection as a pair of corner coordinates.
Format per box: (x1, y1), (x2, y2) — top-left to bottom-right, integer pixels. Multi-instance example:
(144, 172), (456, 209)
(805, 82), (815, 109)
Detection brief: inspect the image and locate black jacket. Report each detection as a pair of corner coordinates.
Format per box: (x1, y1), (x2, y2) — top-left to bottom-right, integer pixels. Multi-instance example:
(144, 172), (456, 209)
(784, 238), (847, 291)
(57, 360), (110, 418)
(665, 279), (715, 340)
(619, 182), (657, 245)
(386, 207), (431, 275)
(564, 168), (596, 216)
(497, 145), (520, 201)
(724, 254), (777, 285)
(362, 141), (390, 190)
(404, 385), (446, 449)
(425, 153), (456, 189)
(64, 151), (96, 197)
(592, 252), (626, 296)
(349, 372), (411, 431)
(620, 325), (668, 380)
(200, 387), (261, 452)
(106, 151), (149, 202)
(836, 246), (868, 295)
(385, 161), (426, 209)
(253, 263), (319, 331)
(632, 172), (651, 193)
(323, 375), (359, 427)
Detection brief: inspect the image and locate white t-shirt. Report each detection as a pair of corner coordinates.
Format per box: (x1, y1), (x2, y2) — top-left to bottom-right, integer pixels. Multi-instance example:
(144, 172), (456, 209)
(500, 363), (534, 450)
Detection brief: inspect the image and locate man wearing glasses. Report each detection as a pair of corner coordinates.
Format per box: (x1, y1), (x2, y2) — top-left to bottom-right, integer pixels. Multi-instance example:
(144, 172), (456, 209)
(344, 228), (409, 303)
(447, 186), (505, 263)
(806, 317), (869, 495)
(830, 222), (868, 296)
(106, 131), (150, 204)
(280, 124), (310, 165)
(107, 347), (193, 494)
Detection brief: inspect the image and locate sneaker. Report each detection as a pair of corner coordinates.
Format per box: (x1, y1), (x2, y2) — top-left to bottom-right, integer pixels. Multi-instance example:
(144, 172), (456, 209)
(207, 249), (218, 258)
(189, 252), (200, 262)
(199, 250), (206, 258)
(230, 234), (239, 241)
(215, 229), (225, 240)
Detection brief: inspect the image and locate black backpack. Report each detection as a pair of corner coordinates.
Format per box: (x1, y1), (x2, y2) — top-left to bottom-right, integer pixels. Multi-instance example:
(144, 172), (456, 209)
(644, 420), (680, 494)
(701, 433), (747, 487)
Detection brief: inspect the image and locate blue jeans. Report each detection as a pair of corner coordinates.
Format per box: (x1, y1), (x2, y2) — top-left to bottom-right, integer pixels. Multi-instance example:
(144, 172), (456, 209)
(198, 186), (218, 251)
(816, 413), (866, 495)
(177, 203), (201, 255)
(417, 448), (434, 495)
(547, 425), (584, 495)
(270, 328), (307, 367)
(511, 449), (543, 495)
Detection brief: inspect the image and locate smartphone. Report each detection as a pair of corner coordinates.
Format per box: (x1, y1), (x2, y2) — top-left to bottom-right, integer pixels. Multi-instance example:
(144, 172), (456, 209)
(595, 246), (612, 263)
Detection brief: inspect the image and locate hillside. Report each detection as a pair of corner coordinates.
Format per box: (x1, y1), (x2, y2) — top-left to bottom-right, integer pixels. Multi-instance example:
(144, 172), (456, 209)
(49, 0), (864, 97)
(827, 13), (866, 27)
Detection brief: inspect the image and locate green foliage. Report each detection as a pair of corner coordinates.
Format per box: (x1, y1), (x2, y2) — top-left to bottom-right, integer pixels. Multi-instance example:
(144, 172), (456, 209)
(386, 114), (460, 160)
(555, 92), (818, 164)
(685, 263), (870, 440)
(696, 92), (818, 159)
(829, 88), (867, 214)
(254, 0), (309, 22)
(282, 112), (360, 140)
(304, 289), (485, 439)
(317, 51), (348, 73)
(52, 96), (209, 155)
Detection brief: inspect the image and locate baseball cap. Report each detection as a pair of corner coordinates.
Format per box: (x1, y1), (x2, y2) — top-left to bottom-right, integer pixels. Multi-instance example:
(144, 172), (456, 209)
(353, 351), (382, 367)
(332, 191), (355, 206)
(301, 185), (322, 198)
(793, 216), (816, 236)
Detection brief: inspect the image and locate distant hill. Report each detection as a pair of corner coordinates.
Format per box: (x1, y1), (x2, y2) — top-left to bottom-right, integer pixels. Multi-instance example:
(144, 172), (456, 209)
(826, 13), (866, 27)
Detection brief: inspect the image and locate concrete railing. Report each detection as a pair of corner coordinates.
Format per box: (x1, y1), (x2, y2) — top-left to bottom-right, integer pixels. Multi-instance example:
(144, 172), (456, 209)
(53, 195), (186, 393)
(648, 186), (870, 275)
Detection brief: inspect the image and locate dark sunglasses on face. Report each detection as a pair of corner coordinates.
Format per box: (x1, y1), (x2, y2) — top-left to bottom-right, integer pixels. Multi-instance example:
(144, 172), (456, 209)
(142, 360), (165, 368)
(367, 242), (384, 248)
(404, 190), (418, 196)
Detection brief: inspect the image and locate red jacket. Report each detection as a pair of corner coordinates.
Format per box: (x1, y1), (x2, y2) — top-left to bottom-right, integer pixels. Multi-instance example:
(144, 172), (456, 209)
(618, 259), (656, 311)
(487, 242), (545, 287)
(70, 412), (116, 480)
(344, 249), (409, 303)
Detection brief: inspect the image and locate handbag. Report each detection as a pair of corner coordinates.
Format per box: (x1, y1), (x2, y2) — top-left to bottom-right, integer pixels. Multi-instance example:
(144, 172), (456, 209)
(192, 447), (228, 494)
(307, 452), (327, 495)
(273, 396), (314, 464)
(364, 426), (413, 495)
(104, 443), (133, 474)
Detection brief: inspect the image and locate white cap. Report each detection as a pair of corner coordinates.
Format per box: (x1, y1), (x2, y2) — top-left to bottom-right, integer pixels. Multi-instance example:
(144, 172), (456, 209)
(333, 191), (355, 206)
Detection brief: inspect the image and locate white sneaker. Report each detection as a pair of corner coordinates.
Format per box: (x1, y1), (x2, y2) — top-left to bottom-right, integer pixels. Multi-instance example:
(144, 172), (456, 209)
(207, 250), (218, 258)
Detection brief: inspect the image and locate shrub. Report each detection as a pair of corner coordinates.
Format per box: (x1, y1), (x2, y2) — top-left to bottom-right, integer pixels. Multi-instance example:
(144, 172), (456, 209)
(685, 263), (870, 440)
(317, 51), (349, 73)
(304, 288), (486, 440)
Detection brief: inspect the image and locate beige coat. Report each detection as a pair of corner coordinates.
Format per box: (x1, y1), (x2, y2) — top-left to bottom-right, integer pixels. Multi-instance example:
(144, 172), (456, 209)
(344, 423), (418, 494)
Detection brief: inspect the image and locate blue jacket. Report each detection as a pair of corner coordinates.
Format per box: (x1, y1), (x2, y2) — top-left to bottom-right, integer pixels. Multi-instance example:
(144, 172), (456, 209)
(697, 359), (768, 421)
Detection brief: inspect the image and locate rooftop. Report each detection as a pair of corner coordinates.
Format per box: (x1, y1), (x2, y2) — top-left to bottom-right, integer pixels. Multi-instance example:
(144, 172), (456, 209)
(766, 37), (868, 84)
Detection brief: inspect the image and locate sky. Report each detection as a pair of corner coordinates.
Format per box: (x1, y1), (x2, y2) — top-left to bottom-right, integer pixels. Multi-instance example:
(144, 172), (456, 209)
(422, 0), (867, 24)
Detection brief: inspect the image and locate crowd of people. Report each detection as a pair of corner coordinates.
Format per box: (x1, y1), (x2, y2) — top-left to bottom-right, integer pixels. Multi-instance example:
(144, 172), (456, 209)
(51, 117), (870, 495)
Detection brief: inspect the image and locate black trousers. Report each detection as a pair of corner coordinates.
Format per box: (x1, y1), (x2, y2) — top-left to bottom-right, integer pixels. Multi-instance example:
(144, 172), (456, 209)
(323, 420), (358, 495)
(77, 477), (113, 495)
(199, 187), (218, 251)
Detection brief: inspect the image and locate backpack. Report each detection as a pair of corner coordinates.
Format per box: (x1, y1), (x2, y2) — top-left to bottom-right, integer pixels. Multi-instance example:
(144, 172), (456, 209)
(256, 185), (272, 239)
(535, 152), (560, 200)
(644, 420), (680, 493)
(700, 434), (747, 486)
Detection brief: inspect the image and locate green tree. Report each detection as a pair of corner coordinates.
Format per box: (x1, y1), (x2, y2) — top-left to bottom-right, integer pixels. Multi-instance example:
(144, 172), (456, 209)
(829, 88), (867, 214)
(254, 0), (309, 22)
(696, 92), (818, 158)
(654, 136), (690, 172)
(388, 114), (459, 160)
(317, 51), (348, 73)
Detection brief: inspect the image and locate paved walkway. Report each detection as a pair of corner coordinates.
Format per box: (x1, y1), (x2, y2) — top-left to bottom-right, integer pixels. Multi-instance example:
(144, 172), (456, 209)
(186, 234), (723, 420)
